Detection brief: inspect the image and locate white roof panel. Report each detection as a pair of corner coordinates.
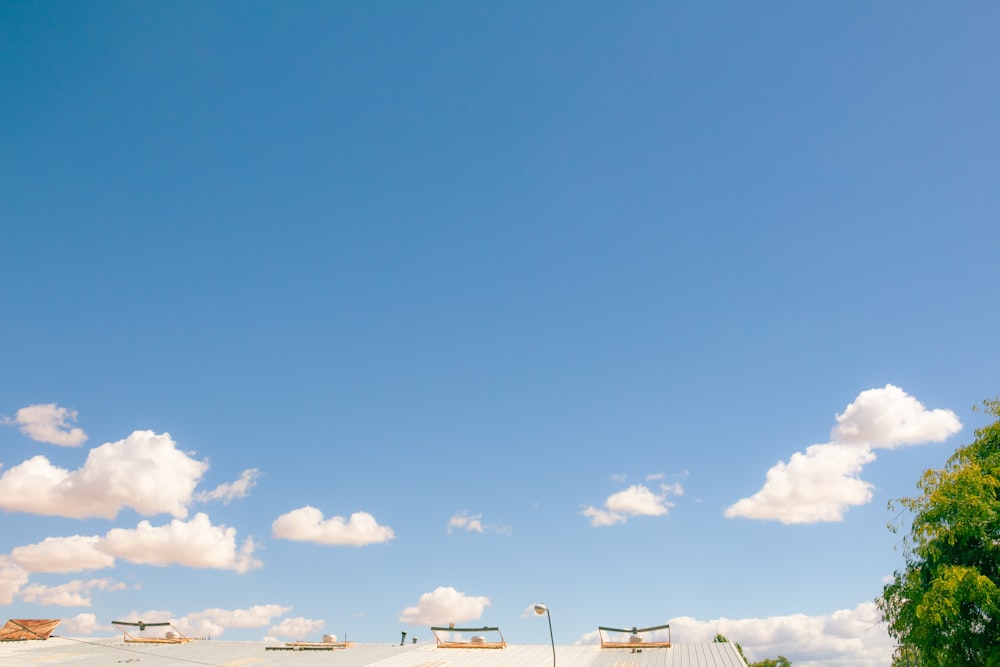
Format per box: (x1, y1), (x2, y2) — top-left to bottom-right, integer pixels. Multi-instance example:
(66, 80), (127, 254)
(0, 637), (747, 667)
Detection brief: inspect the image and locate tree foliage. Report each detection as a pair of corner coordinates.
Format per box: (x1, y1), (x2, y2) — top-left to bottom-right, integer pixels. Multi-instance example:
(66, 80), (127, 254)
(879, 399), (1000, 667)
(747, 658), (791, 667)
(713, 633), (791, 666)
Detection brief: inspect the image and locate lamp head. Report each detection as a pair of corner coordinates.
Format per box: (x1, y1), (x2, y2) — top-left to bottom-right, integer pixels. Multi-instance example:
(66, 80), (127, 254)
(534, 604), (548, 616)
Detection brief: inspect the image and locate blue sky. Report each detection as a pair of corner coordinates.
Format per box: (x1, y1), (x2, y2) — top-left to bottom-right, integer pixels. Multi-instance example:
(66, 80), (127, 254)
(1, 2), (998, 665)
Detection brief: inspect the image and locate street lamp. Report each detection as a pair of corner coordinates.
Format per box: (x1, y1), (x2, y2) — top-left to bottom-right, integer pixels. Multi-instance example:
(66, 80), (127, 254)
(534, 603), (555, 666)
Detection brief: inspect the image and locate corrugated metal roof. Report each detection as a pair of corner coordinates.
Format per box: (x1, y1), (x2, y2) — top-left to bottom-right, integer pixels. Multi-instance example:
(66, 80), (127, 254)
(0, 637), (748, 667)
(590, 643), (749, 666)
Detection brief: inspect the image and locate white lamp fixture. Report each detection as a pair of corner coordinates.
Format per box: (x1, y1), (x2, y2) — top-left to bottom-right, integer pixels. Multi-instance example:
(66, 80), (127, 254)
(533, 603), (555, 666)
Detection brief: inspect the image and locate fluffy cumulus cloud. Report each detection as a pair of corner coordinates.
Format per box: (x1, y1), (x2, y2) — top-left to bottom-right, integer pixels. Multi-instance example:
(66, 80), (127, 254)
(583, 483), (673, 527)
(0, 556), (29, 605)
(11, 535), (116, 573)
(268, 616), (326, 640)
(195, 468), (261, 504)
(110, 605), (293, 639)
(831, 384), (962, 448)
(272, 506), (394, 547)
(616, 603), (892, 667)
(175, 604), (292, 638)
(726, 385), (961, 524)
(575, 603), (890, 667)
(18, 577), (125, 607)
(399, 586), (491, 627)
(100, 513), (261, 573)
(59, 613), (105, 635)
(0, 430), (208, 519)
(2, 403), (88, 446)
(724, 444), (877, 524)
(11, 514), (260, 574)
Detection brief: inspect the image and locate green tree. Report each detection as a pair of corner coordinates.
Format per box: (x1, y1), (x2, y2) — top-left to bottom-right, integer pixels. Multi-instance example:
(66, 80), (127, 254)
(891, 644), (921, 667)
(879, 399), (1000, 667)
(748, 659), (791, 667)
(713, 634), (791, 666)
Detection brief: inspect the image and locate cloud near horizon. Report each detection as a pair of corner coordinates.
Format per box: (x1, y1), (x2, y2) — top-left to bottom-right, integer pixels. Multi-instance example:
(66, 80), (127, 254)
(18, 577), (126, 607)
(268, 616), (325, 640)
(178, 605), (294, 638)
(110, 604), (295, 639)
(2, 403), (88, 446)
(725, 385), (962, 524)
(577, 602), (892, 667)
(0, 430), (208, 519)
(58, 613), (105, 635)
(398, 586), (491, 626)
(272, 506), (395, 547)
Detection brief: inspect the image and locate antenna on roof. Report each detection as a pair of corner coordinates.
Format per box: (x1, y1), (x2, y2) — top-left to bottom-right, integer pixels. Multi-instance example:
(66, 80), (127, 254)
(597, 623), (671, 649)
(430, 625), (506, 649)
(111, 620), (191, 644)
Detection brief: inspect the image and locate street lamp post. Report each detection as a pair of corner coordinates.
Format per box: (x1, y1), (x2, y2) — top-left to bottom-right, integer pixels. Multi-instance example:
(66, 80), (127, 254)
(534, 604), (555, 666)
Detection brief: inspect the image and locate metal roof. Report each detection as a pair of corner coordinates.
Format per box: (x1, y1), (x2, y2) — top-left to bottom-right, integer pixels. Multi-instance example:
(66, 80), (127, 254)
(0, 637), (748, 667)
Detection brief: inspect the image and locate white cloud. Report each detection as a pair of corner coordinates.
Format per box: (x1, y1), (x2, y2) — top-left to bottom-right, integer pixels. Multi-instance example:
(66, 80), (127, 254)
(100, 513), (261, 573)
(195, 468), (260, 504)
(9, 515), (260, 575)
(11, 535), (116, 573)
(581, 506), (625, 527)
(726, 386), (961, 524)
(831, 384), (962, 448)
(2, 403), (87, 446)
(583, 484), (671, 527)
(268, 616), (325, 640)
(18, 577), (125, 607)
(724, 444), (876, 524)
(111, 608), (311, 642)
(59, 613), (105, 635)
(272, 506), (394, 547)
(0, 555), (29, 604)
(448, 512), (483, 533)
(0, 430), (208, 519)
(607, 484), (671, 515)
(399, 586), (491, 627)
(174, 604), (292, 638)
(660, 481), (685, 496)
(661, 603), (893, 667)
(447, 511), (511, 535)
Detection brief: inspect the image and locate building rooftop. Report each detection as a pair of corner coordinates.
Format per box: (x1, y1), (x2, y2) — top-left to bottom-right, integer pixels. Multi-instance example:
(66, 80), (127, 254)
(0, 636), (749, 667)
